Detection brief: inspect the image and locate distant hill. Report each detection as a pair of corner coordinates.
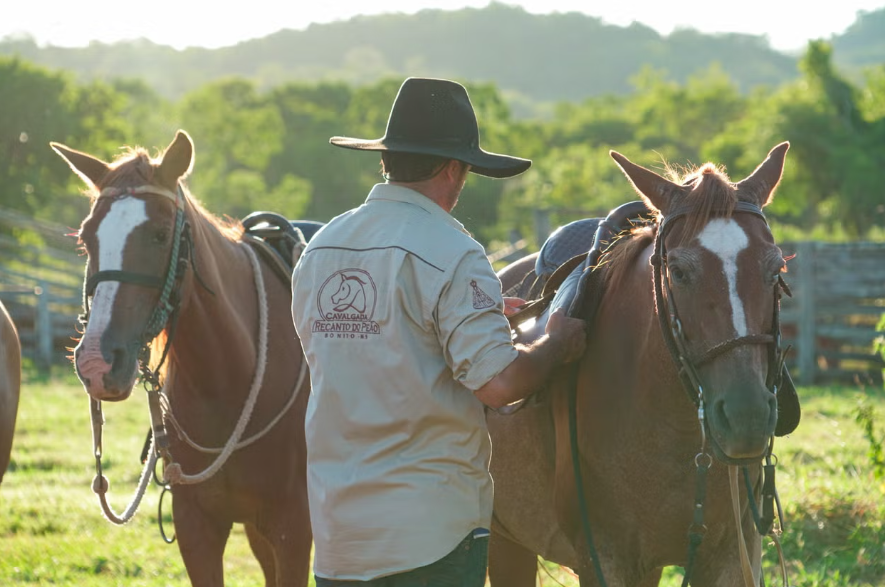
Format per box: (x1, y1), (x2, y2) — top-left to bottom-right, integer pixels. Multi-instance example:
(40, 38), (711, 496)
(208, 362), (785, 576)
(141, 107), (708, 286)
(2, 2), (884, 111)
(833, 7), (885, 67)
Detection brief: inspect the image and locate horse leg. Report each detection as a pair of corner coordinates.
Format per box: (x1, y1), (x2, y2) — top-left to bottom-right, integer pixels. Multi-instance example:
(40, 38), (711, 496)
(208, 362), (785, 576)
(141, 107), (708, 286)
(249, 500), (312, 587)
(488, 532), (537, 587)
(245, 523), (278, 587)
(173, 494), (233, 587)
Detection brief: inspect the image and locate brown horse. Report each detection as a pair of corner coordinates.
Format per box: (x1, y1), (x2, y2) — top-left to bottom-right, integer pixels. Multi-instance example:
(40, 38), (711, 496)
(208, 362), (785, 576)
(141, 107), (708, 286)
(51, 131), (311, 587)
(489, 144), (792, 586)
(0, 300), (21, 486)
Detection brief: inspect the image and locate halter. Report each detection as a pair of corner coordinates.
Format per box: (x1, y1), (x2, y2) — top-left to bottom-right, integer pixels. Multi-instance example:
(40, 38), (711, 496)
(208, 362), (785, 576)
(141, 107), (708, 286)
(80, 184), (189, 353)
(650, 200), (790, 417)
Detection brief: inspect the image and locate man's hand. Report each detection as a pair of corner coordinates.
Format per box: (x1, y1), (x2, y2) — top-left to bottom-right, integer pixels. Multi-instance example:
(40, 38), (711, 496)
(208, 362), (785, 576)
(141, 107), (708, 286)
(503, 297), (527, 317)
(545, 307), (587, 364)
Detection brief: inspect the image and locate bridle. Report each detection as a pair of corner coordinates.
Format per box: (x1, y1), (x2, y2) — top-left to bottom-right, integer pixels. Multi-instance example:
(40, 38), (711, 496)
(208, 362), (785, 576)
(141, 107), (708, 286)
(80, 184), (191, 362)
(650, 200), (791, 427)
(566, 200), (792, 587)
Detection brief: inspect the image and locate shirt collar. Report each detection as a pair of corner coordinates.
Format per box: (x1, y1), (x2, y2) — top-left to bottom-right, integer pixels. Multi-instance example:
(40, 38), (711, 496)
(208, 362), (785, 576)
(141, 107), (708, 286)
(366, 183), (470, 235)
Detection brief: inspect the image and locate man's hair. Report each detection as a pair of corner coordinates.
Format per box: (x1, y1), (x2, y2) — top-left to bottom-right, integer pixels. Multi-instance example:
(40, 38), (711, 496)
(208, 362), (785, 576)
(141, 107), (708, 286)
(381, 151), (456, 182)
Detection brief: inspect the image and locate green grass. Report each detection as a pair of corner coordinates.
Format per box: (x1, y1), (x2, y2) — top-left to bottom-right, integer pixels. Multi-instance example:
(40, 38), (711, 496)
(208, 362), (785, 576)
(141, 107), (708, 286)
(2, 373), (883, 586)
(1, 370), (271, 587)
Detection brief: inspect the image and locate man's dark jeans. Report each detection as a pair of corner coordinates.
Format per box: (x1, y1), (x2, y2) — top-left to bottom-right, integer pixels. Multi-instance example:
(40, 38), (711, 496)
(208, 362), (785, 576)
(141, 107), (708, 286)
(314, 531), (489, 587)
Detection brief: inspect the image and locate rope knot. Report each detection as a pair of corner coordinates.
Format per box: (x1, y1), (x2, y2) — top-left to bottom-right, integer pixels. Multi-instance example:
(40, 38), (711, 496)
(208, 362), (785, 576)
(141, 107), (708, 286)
(164, 463), (183, 485)
(92, 474), (109, 495)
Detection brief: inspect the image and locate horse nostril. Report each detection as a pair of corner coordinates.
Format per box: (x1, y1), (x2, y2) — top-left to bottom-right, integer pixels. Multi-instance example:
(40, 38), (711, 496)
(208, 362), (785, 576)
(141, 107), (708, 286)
(110, 347), (127, 372)
(713, 399), (731, 435)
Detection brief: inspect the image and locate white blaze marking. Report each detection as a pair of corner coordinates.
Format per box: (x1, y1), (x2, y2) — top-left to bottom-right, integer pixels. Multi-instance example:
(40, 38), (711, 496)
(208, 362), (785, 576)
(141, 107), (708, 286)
(698, 219), (749, 336)
(86, 199), (149, 336)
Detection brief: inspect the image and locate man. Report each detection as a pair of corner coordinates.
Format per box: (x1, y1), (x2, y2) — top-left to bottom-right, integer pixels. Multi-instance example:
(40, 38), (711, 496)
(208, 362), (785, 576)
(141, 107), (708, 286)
(291, 77), (587, 586)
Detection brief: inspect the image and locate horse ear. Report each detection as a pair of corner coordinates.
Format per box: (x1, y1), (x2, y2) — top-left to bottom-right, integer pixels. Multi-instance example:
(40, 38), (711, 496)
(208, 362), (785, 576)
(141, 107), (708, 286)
(609, 151), (685, 215)
(735, 142), (789, 208)
(50, 142), (111, 189)
(157, 130), (195, 188)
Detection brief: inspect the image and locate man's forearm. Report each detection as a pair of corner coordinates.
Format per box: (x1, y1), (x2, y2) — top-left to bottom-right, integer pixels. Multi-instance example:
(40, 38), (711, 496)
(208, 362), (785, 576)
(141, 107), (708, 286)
(474, 334), (572, 409)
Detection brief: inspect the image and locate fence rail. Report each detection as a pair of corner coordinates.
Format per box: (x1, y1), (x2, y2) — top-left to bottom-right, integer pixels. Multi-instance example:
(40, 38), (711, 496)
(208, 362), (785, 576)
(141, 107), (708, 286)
(779, 241), (885, 385)
(1, 206), (883, 383)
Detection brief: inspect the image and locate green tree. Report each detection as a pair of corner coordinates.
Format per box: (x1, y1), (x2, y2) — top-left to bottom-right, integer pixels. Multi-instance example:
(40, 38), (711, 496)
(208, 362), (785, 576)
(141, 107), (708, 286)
(0, 57), (135, 228)
(267, 81), (365, 222)
(177, 78), (290, 218)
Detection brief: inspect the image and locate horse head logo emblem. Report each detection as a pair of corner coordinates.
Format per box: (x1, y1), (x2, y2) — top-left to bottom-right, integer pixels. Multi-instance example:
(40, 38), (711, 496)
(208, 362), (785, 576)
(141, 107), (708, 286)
(331, 273), (367, 314)
(316, 268), (379, 328)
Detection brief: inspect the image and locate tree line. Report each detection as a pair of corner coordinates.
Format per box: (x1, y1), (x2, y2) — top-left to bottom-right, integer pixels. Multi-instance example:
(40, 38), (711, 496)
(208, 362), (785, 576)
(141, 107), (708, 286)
(1, 40), (884, 258)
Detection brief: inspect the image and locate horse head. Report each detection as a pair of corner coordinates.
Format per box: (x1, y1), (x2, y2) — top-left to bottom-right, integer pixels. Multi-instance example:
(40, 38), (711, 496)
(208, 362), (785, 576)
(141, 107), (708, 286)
(611, 143), (790, 464)
(52, 131), (195, 401)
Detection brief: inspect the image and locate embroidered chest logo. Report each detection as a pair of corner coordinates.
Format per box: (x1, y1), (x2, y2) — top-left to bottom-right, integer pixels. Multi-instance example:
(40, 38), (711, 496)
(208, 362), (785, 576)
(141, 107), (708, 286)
(313, 269), (381, 339)
(470, 280), (496, 310)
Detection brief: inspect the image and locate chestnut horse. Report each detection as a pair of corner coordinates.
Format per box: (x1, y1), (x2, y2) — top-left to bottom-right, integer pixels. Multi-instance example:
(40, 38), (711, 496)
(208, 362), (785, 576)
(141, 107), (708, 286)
(489, 144), (793, 586)
(0, 300), (21, 487)
(52, 131), (310, 587)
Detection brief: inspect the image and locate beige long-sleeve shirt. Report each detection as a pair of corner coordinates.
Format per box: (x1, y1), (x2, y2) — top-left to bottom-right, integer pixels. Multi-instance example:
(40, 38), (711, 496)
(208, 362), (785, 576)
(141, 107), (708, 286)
(291, 183), (518, 580)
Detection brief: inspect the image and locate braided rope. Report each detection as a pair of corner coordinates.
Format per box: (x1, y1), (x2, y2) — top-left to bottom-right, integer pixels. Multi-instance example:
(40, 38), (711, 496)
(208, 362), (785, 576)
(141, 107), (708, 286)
(92, 410), (158, 525)
(162, 243), (269, 485)
(161, 354), (306, 454)
(143, 207), (186, 342)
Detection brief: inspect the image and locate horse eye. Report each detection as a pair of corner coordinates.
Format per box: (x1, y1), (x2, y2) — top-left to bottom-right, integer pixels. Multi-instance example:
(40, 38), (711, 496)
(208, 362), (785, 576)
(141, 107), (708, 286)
(670, 266), (686, 282)
(152, 229), (169, 244)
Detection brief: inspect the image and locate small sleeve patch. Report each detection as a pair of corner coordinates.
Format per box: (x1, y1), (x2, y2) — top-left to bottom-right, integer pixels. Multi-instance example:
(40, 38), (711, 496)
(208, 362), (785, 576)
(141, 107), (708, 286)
(470, 280), (496, 309)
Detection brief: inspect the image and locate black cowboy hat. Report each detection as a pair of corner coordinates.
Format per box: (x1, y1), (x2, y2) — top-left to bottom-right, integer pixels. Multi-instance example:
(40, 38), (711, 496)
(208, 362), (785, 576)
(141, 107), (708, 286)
(329, 77), (531, 179)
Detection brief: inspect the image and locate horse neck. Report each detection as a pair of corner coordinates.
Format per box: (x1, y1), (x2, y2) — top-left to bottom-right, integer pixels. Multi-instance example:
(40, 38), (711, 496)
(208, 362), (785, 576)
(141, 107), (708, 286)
(589, 240), (700, 441)
(166, 207), (260, 393)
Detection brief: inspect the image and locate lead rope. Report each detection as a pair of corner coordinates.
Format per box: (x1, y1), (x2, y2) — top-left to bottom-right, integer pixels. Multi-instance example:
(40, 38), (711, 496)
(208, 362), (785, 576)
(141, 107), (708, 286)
(729, 465), (759, 587)
(90, 398), (159, 524)
(160, 242), (269, 485)
(160, 353), (306, 453)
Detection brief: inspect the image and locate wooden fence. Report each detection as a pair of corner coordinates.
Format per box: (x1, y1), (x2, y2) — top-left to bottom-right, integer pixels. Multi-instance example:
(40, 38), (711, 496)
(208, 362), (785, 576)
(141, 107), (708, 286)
(779, 241), (885, 385)
(1, 206), (883, 383)
(0, 207), (82, 369)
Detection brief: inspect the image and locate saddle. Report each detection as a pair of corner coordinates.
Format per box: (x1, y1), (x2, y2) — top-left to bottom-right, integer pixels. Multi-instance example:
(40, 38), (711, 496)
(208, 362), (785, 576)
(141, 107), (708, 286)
(509, 202), (652, 343)
(501, 202), (800, 436)
(241, 212), (324, 287)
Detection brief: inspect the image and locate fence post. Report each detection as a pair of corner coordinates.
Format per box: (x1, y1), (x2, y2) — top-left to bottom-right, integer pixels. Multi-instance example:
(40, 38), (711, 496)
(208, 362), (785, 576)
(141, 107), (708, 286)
(795, 242), (816, 385)
(36, 280), (53, 371)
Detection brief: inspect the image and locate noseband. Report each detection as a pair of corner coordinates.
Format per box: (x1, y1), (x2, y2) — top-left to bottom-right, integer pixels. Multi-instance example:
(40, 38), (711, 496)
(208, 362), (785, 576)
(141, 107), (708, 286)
(650, 201), (791, 411)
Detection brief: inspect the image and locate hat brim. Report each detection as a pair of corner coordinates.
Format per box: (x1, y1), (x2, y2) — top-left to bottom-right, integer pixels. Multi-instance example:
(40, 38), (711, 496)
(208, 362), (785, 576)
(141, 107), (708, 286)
(329, 136), (531, 179)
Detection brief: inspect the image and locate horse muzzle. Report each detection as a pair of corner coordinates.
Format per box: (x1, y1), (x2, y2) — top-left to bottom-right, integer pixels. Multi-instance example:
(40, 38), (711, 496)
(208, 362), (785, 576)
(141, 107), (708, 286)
(707, 388), (777, 464)
(74, 335), (138, 401)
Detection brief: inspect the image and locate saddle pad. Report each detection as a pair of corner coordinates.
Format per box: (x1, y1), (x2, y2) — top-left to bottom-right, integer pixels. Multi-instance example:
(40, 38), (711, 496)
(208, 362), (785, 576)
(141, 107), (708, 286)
(290, 220), (324, 243)
(535, 218), (601, 278)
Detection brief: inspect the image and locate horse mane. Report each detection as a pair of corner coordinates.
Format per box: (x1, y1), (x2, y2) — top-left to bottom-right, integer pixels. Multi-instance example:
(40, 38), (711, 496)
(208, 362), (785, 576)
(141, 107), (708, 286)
(94, 147), (244, 241)
(598, 161), (739, 291)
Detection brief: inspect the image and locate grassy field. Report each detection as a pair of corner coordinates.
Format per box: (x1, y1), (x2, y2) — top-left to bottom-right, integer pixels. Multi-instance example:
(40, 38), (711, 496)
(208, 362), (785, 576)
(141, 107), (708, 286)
(1, 369), (883, 586)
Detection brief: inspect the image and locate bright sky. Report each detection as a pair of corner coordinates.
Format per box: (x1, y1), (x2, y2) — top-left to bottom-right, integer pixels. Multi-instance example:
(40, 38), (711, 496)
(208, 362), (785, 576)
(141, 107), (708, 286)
(3, 0), (884, 52)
